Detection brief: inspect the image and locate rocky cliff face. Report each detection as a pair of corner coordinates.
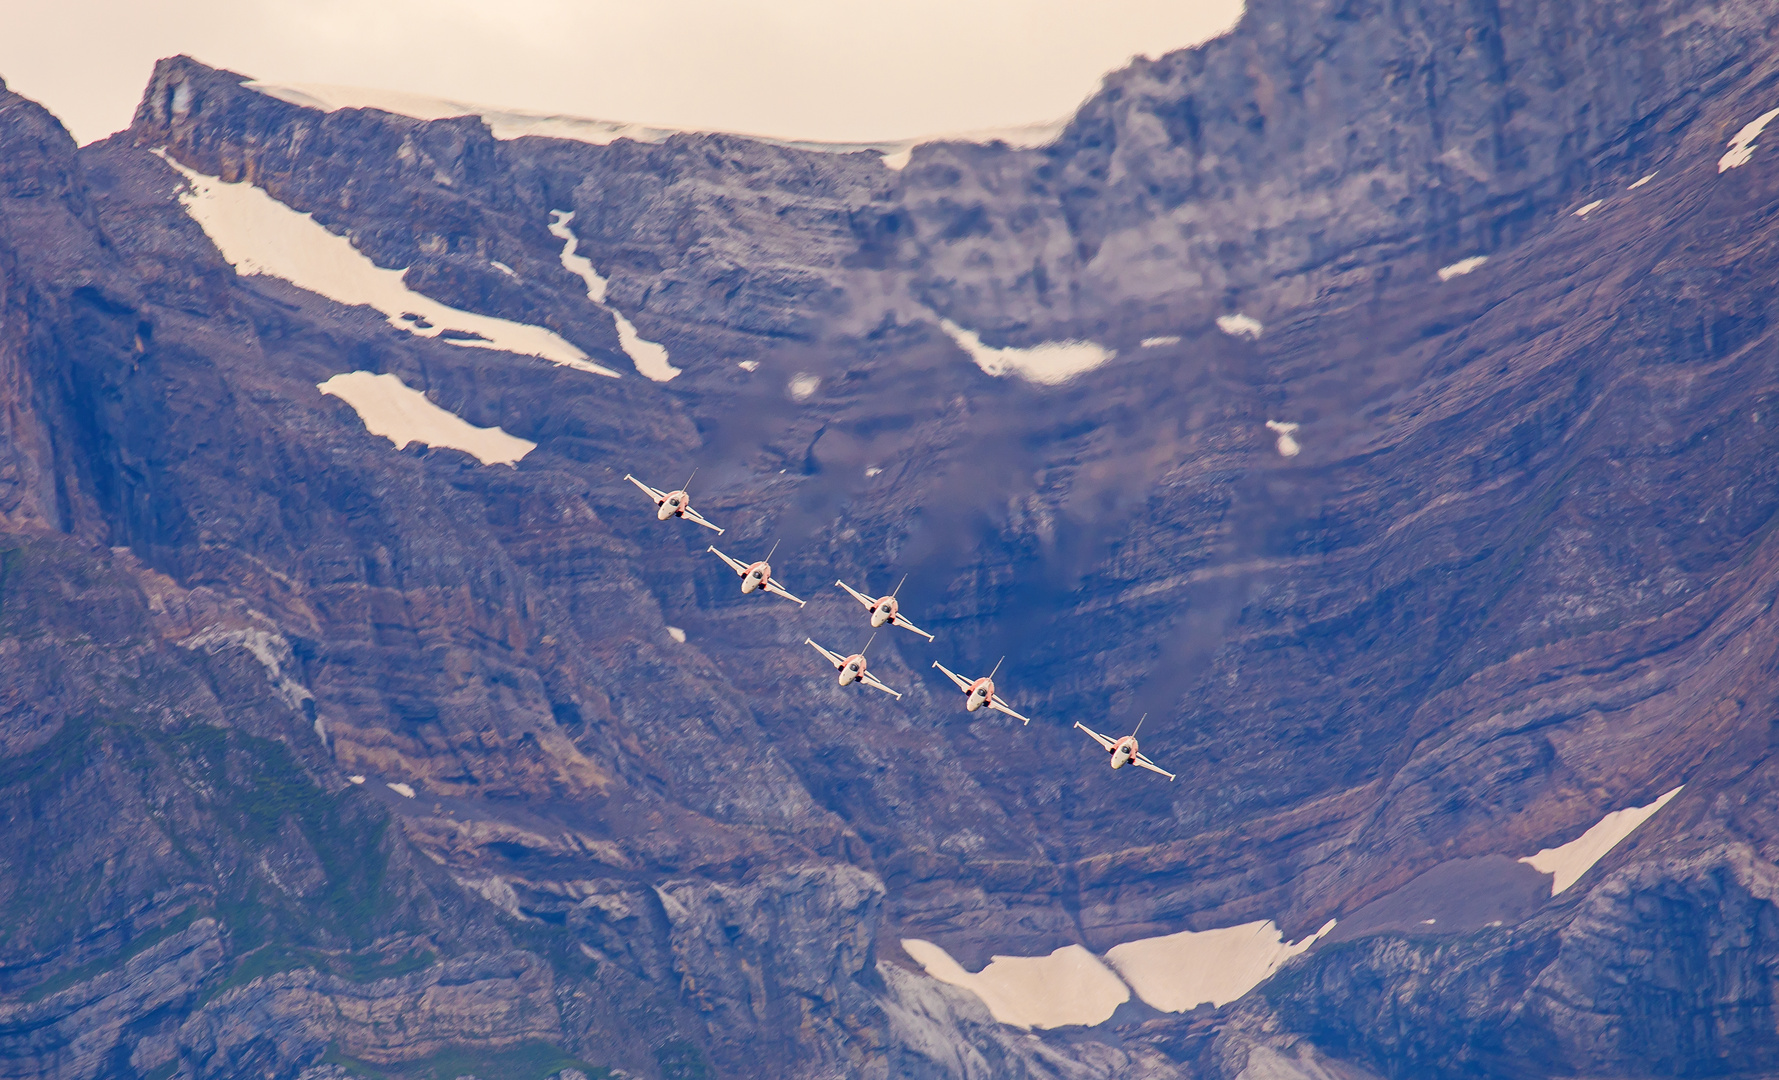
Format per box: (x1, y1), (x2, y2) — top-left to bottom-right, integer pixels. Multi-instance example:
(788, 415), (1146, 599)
(6, 0), (1779, 1074)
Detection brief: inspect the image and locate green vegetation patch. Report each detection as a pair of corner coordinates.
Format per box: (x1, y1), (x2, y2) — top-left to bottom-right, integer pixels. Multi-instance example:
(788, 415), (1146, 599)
(654, 1040), (713, 1080)
(321, 1039), (607, 1080)
(22, 904), (200, 1002)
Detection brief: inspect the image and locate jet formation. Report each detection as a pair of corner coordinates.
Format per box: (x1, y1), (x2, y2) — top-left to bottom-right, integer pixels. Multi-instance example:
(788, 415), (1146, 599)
(623, 471), (1175, 781)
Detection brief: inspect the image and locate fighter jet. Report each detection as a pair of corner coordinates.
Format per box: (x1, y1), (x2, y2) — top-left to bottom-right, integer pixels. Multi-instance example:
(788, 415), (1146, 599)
(625, 470), (723, 533)
(806, 633), (902, 699)
(931, 658), (1030, 724)
(1074, 715), (1176, 781)
(835, 576), (934, 642)
(707, 541), (805, 606)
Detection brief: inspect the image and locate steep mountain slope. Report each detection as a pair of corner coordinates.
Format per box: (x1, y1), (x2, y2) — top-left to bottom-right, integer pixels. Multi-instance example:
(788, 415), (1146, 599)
(4, 0), (1779, 1075)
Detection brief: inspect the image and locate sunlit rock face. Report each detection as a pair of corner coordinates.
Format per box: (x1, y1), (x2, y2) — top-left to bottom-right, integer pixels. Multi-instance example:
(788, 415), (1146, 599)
(5, 0), (1779, 1074)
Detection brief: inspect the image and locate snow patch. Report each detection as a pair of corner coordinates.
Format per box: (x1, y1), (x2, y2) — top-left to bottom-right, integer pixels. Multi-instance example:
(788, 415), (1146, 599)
(1574, 200), (1604, 217)
(789, 374), (821, 401)
(157, 152), (617, 376)
(347, 775), (366, 785)
(738, 361), (760, 372)
(1438, 256), (1488, 281)
(387, 782), (416, 798)
(1520, 786), (1684, 895)
(547, 211), (678, 381)
(1720, 108), (1779, 172)
(865, 466), (883, 478)
(666, 626), (687, 644)
(900, 940), (1129, 1029)
(1266, 420), (1302, 458)
(1629, 172), (1657, 190)
(940, 320), (1112, 385)
(180, 625), (314, 711)
(1104, 919), (1335, 1013)
(1216, 314), (1263, 339)
(319, 371), (536, 466)
(1141, 335), (1182, 348)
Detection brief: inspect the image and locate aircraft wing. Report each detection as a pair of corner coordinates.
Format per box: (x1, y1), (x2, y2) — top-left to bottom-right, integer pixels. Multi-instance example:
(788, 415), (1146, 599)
(835, 580), (876, 609)
(680, 505), (724, 534)
(766, 580), (806, 607)
(707, 546), (749, 576)
(1073, 721), (1117, 752)
(860, 670), (904, 699)
(625, 474), (666, 503)
(893, 614), (935, 642)
(805, 638), (846, 670)
(1135, 755), (1177, 781)
(931, 661), (973, 693)
(988, 696), (1032, 725)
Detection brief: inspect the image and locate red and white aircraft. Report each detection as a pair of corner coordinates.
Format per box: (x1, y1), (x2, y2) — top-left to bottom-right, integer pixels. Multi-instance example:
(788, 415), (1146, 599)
(931, 658), (1031, 724)
(1074, 715), (1176, 780)
(707, 540), (805, 607)
(806, 633), (902, 699)
(625, 470), (723, 534)
(835, 575), (934, 642)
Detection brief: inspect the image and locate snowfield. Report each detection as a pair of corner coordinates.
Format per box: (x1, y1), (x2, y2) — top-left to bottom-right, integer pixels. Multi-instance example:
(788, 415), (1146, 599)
(1105, 919), (1336, 1012)
(902, 916), (1336, 1028)
(318, 371), (536, 466)
(940, 320), (1113, 385)
(548, 211), (679, 381)
(1216, 313), (1263, 339)
(159, 152), (618, 377)
(1438, 256), (1489, 281)
(1521, 786), (1685, 895)
(900, 941), (1129, 1029)
(1720, 108), (1779, 172)
(1266, 420), (1302, 457)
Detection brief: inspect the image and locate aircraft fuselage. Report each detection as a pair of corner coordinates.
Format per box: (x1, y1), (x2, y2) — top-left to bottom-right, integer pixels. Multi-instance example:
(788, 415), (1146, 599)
(840, 654), (868, 686)
(870, 596), (898, 627)
(657, 489), (691, 520)
(966, 677), (994, 711)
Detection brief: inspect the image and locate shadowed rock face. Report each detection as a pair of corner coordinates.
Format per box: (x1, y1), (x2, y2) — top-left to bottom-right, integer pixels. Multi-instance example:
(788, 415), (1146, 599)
(8, 0), (1779, 1075)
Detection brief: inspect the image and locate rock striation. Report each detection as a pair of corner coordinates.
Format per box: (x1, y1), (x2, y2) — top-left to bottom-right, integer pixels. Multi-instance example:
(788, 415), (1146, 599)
(6, 0), (1779, 1075)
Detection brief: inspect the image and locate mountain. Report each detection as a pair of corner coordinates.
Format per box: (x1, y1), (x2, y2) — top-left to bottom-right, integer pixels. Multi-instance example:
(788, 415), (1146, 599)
(4, 0), (1779, 1074)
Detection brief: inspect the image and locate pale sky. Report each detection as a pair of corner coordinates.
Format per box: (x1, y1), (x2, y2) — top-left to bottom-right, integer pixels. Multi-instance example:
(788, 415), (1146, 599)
(0, 0), (1243, 146)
